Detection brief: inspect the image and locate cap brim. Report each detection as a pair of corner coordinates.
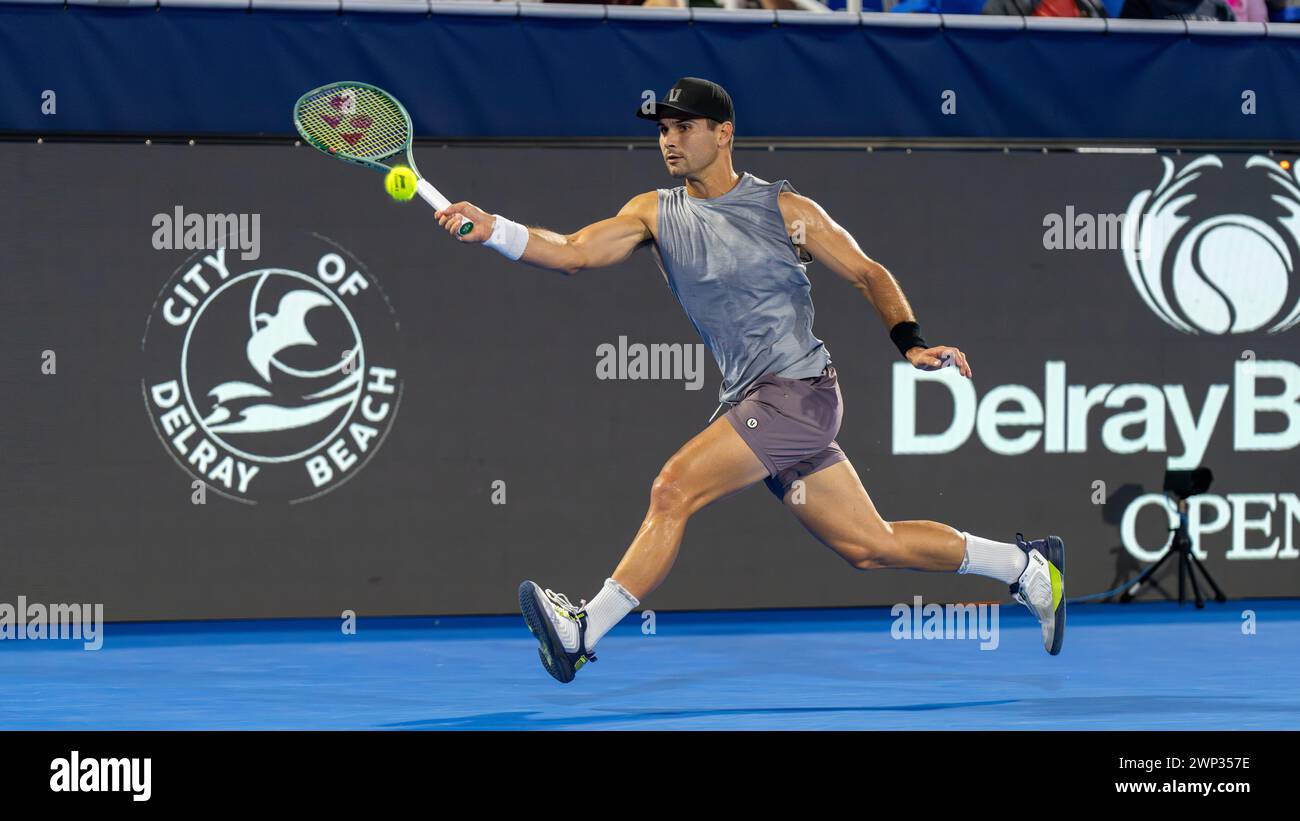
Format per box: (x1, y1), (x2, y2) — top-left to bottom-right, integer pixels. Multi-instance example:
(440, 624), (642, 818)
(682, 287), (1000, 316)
(635, 104), (704, 122)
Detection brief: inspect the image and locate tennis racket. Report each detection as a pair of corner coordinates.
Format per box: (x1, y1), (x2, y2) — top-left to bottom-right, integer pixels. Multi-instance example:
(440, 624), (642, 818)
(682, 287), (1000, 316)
(293, 81), (473, 236)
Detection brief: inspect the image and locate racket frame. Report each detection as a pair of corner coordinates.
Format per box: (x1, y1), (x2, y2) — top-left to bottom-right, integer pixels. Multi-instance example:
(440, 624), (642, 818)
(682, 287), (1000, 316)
(293, 81), (472, 234)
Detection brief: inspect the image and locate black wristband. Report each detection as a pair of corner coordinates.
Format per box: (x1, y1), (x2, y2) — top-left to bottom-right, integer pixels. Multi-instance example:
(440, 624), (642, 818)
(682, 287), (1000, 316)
(889, 321), (928, 359)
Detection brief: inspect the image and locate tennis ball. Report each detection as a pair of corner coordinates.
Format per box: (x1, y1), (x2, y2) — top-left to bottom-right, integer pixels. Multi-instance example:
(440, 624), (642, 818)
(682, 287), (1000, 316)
(385, 166), (417, 202)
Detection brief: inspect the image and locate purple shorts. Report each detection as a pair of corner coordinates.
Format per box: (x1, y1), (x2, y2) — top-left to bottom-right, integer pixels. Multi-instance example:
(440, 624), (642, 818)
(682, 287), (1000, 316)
(724, 366), (847, 501)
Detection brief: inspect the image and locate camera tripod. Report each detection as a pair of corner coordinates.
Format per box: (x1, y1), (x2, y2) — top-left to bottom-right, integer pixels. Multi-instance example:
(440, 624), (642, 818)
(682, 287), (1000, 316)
(1120, 496), (1227, 609)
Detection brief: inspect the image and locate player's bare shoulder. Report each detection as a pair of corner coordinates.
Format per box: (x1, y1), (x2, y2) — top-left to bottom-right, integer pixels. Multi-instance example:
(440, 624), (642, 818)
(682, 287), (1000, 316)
(777, 190), (820, 228)
(619, 190), (660, 244)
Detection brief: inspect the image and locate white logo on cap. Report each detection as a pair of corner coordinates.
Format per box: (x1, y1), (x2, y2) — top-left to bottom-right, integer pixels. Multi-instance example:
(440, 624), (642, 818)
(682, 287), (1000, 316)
(668, 89), (682, 103)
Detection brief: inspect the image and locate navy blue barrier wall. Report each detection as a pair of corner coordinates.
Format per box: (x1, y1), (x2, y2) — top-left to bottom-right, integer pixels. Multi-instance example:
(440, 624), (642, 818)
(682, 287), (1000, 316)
(1, 1), (1299, 142)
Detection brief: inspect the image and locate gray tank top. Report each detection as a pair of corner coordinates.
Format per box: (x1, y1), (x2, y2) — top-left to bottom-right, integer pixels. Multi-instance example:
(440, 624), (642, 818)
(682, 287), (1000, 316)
(652, 171), (830, 404)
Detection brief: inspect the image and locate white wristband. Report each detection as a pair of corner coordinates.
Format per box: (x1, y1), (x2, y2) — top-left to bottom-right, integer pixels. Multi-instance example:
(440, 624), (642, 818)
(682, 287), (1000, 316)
(484, 214), (529, 261)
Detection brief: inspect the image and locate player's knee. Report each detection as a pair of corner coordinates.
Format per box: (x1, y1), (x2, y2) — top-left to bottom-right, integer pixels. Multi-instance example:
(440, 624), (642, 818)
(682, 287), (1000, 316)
(847, 525), (901, 571)
(648, 463), (695, 517)
(848, 546), (889, 571)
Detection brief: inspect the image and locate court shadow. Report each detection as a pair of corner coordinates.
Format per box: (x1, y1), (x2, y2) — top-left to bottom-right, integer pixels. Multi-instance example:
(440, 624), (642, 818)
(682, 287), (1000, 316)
(1005, 694), (1300, 723)
(383, 699), (1020, 730)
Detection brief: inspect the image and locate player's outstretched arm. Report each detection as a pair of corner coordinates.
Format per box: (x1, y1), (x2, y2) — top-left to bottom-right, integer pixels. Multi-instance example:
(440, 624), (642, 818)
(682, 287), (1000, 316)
(434, 192), (654, 275)
(778, 190), (973, 378)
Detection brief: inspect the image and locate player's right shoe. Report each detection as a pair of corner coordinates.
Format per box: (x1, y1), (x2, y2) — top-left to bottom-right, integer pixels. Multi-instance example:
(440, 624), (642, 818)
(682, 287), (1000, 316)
(518, 580), (597, 684)
(1011, 533), (1066, 655)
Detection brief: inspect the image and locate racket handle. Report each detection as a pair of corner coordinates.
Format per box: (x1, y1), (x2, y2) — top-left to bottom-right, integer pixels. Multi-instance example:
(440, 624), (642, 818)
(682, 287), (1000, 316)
(417, 178), (474, 236)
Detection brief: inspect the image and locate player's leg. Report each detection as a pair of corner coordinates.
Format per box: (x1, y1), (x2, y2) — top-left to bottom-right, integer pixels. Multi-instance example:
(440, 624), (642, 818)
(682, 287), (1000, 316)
(778, 459), (966, 572)
(519, 415), (769, 682)
(776, 457), (1065, 655)
(610, 415), (770, 599)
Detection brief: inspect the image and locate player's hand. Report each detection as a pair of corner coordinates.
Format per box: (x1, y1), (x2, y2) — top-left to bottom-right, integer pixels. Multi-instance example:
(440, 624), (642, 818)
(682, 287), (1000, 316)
(906, 345), (972, 378)
(434, 202), (493, 243)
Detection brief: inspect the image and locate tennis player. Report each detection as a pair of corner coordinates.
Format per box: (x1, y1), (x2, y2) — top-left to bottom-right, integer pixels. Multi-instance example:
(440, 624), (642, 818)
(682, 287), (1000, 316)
(434, 78), (1065, 683)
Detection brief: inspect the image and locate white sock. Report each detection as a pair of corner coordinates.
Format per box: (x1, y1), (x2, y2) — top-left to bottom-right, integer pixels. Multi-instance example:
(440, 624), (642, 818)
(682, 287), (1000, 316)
(582, 578), (639, 652)
(957, 532), (1028, 584)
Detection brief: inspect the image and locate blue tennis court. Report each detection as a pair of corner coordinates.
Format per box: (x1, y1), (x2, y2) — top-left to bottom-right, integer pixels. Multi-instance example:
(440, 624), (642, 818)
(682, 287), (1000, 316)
(3, 599), (1295, 731)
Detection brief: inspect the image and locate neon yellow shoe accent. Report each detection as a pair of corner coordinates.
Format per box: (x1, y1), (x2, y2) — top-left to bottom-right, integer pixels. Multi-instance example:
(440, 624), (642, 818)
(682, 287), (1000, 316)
(1049, 562), (1063, 611)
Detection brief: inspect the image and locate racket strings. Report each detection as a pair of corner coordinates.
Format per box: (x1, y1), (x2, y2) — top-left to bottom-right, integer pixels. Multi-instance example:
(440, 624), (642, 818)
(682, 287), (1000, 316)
(295, 86), (410, 161)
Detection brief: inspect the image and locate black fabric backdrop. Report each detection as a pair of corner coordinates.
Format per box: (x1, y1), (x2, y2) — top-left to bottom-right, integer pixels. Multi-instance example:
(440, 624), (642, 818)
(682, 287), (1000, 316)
(1, 141), (1297, 619)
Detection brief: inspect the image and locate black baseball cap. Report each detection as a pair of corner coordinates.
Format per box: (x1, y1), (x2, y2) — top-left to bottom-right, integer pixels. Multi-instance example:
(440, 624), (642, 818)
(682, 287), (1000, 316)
(635, 77), (735, 126)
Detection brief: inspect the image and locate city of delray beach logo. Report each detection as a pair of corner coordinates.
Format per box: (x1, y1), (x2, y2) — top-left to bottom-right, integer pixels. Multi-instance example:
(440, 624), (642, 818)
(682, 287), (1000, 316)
(141, 237), (401, 503)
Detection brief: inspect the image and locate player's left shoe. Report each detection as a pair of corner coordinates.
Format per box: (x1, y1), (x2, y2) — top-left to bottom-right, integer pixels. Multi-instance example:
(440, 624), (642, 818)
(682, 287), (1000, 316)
(1011, 533), (1065, 655)
(518, 580), (597, 684)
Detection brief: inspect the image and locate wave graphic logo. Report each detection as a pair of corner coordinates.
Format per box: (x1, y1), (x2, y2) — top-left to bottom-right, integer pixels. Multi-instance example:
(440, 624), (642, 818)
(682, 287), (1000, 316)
(142, 237), (402, 504)
(1123, 155), (1300, 335)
